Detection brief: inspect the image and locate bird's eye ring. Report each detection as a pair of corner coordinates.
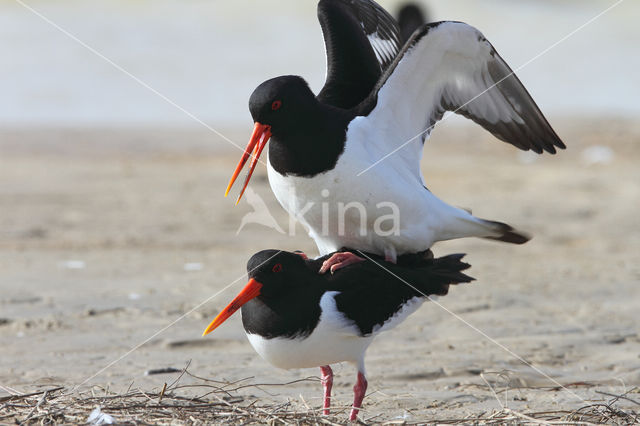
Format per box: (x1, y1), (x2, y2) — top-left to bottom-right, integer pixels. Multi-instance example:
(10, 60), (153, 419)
(272, 263), (283, 273)
(271, 100), (282, 111)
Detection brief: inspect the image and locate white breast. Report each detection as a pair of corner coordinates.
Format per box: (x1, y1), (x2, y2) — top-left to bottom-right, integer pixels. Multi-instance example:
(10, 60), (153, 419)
(245, 292), (373, 370)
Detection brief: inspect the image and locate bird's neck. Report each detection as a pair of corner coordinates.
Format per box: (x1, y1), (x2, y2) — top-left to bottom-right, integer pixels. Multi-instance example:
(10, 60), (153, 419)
(268, 105), (354, 177)
(242, 287), (324, 339)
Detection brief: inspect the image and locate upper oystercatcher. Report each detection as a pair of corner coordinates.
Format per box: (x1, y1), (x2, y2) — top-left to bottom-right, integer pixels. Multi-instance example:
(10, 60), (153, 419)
(225, 0), (565, 269)
(203, 249), (473, 421)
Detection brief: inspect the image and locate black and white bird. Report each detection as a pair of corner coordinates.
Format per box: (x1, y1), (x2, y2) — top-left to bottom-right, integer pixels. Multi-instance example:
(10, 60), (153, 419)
(203, 249), (473, 421)
(225, 0), (565, 270)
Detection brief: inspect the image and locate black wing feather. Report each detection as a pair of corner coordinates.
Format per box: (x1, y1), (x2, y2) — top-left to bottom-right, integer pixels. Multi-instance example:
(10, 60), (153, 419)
(332, 252), (474, 336)
(317, 0), (401, 109)
(358, 21), (565, 154)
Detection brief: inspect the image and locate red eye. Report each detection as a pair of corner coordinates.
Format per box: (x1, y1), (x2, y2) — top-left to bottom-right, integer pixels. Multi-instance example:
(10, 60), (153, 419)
(272, 263), (283, 273)
(271, 100), (282, 111)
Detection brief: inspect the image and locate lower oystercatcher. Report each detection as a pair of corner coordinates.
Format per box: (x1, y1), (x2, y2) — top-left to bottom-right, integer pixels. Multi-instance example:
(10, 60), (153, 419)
(203, 249), (473, 421)
(225, 0), (565, 272)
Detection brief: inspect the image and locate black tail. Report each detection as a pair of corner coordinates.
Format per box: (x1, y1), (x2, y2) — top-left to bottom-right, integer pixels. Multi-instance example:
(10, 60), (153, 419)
(410, 253), (475, 297)
(429, 253), (475, 283)
(481, 219), (531, 245)
(331, 248), (475, 297)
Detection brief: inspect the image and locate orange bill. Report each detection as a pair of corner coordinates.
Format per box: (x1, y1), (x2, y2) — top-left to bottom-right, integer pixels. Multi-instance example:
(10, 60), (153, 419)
(225, 122), (272, 204)
(202, 278), (263, 336)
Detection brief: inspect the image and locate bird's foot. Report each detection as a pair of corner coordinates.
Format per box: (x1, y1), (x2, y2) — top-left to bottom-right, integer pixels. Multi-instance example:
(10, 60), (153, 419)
(349, 371), (368, 421)
(293, 250), (309, 260)
(319, 252), (365, 274)
(320, 365), (333, 415)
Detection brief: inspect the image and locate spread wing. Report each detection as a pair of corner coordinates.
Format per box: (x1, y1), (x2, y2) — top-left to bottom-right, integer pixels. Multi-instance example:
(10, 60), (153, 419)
(357, 21), (565, 172)
(317, 0), (402, 109)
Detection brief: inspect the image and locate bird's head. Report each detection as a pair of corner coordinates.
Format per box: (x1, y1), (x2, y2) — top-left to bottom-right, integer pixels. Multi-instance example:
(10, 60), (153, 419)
(249, 76), (316, 134)
(225, 76), (317, 204)
(202, 250), (308, 336)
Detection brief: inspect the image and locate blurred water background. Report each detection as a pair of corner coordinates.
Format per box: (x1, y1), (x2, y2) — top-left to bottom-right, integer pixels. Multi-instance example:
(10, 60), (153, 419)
(0, 0), (638, 135)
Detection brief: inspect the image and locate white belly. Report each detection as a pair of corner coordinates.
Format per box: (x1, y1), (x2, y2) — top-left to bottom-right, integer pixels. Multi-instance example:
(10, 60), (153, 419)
(267, 136), (449, 255)
(245, 292), (373, 369)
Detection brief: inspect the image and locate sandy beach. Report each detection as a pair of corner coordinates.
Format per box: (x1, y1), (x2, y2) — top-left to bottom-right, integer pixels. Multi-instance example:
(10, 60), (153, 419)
(1, 118), (639, 422)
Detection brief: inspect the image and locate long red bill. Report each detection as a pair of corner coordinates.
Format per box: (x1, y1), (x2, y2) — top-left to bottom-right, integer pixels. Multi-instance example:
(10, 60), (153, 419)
(202, 278), (263, 336)
(225, 122), (271, 204)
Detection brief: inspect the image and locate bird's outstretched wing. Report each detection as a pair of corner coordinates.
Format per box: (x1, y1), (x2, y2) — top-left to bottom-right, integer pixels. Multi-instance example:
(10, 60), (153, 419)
(357, 21), (565, 168)
(317, 0), (402, 109)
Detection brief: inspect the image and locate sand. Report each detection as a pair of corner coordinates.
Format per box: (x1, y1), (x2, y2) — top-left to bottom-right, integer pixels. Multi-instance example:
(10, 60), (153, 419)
(1, 119), (639, 423)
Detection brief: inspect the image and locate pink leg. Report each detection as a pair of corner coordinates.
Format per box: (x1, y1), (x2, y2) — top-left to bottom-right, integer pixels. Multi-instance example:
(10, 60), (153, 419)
(319, 365), (333, 415)
(349, 371), (368, 421)
(319, 252), (365, 274)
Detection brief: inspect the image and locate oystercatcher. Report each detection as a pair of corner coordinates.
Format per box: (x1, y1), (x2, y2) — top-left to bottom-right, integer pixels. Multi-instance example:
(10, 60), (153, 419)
(226, 0), (565, 270)
(203, 249), (473, 420)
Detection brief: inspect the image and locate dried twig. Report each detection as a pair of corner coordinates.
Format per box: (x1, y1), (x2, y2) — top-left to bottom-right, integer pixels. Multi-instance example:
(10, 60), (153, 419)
(2, 368), (638, 425)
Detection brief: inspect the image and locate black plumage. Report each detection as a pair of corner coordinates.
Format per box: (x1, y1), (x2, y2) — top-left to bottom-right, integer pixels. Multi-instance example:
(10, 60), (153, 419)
(241, 249), (473, 339)
(317, 0), (401, 109)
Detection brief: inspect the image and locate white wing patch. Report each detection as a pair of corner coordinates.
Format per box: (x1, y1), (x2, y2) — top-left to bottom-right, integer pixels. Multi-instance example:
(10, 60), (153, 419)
(367, 32), (398, 66)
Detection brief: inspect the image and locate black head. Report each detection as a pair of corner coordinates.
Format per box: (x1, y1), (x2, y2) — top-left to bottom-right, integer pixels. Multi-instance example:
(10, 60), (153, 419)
(202, 249), (310, 336)
(248, 76), (317, 138)
(246, 249), (309, 298)
(226, 75), (349, 204)
(223, 76), (321, 203)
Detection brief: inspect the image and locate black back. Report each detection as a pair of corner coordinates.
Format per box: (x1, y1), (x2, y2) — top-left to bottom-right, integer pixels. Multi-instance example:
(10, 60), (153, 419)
(241, 249), (473, 339)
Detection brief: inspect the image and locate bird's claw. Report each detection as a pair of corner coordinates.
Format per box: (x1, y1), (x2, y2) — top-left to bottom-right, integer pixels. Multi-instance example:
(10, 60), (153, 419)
(319, 252), (365, 274)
